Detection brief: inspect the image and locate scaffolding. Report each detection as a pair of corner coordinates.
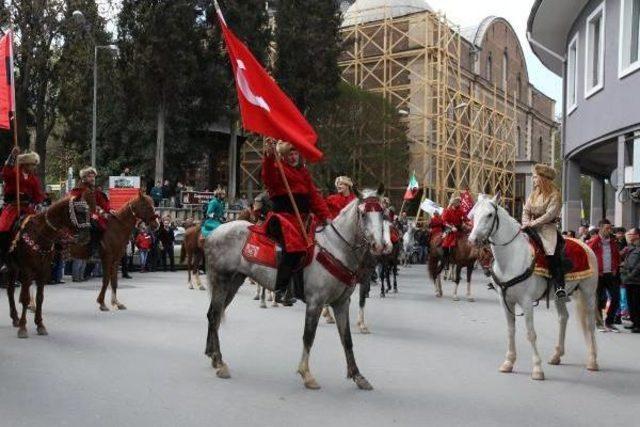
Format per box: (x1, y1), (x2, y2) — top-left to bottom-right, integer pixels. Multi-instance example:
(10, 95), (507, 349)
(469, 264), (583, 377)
(339, 7), (517, 213)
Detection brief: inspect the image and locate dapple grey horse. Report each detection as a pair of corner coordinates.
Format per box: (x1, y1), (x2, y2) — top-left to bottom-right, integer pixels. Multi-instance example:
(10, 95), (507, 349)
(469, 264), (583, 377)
(203, 189), (389, 390)
(468, 193), (599, 380)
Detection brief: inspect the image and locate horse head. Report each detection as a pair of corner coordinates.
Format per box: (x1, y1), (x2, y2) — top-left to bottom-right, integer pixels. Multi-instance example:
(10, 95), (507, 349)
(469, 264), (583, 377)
(129, 189), (160, 230)
(468, 192), (503, 246)
(357, 187), (388, 256)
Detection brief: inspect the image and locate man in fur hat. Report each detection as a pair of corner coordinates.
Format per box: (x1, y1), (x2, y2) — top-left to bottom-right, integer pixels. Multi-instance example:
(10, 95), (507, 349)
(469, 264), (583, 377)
(70, 167), (113, 257)
(0, 147), (46, 272)
(522, 163), (566, 299)
(325, 175), (356, 219)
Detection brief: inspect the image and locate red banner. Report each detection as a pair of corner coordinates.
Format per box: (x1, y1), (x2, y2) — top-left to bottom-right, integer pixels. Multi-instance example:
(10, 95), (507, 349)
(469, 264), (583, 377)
(460, 190), (475, 217)
(214, 2), (322, 162)
(109, 188), (139, 210)
(0, 31), (15, 130)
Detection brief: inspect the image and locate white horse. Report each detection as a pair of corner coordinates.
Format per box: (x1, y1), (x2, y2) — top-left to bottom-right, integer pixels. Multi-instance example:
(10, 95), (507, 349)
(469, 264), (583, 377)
(400, 221), (416, 266)
(468, 194), (599, 380)
(204, 188), (390, 390)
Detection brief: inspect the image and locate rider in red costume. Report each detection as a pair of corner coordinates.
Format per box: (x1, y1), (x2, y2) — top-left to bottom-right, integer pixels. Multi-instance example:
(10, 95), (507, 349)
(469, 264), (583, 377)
(441, 194), (465, 263)
(325, 176), (356, 219)
(69, 167), (114, 257)
(0, 148), (45, 272)
(262, 141), (331, 305)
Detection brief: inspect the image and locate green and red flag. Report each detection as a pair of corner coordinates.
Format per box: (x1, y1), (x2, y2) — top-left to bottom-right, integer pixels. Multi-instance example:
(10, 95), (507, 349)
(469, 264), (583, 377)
(403, 172), (419, 200)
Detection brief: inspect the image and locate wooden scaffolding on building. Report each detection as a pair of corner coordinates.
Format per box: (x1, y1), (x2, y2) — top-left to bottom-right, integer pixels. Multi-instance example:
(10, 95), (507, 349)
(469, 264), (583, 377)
(339, 7), (517, 212)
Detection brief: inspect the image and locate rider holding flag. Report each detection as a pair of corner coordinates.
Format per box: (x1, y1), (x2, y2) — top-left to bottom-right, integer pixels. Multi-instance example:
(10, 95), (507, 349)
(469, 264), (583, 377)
(262, 140), (331, 305)
(441, 194), (465, 263)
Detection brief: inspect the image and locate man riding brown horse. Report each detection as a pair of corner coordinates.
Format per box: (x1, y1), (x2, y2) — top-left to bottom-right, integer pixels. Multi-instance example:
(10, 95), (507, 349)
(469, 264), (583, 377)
(0, 147), (45, 274)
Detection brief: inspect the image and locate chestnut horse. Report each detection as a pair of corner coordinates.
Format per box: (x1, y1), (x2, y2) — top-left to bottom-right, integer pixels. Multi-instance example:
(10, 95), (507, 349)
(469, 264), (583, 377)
(5, 195), (91, 338)
(428, 230), (479, 301)
(180, 225), (205, 290)
(69, 191), (158, 311)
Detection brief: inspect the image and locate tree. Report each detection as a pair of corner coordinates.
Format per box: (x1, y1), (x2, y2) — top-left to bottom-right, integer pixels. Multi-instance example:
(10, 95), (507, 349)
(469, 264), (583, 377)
(275, 0), (342, 119)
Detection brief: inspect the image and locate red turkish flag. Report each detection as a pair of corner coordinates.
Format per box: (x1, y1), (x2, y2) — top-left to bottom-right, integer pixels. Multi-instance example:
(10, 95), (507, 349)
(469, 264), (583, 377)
(0, 31), (15, 131)
(215, 2), (322, 162)
(460, 190), (475, 217)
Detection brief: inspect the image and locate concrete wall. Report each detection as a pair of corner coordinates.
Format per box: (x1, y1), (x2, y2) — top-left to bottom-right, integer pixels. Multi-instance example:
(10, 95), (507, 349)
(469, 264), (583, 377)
(565, 0), (640, 156)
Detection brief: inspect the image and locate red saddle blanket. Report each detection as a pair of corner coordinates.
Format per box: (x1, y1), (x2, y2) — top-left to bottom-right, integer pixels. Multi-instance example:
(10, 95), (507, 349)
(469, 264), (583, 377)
(533, 237), (593, 281)
(242, 226), (315, 270)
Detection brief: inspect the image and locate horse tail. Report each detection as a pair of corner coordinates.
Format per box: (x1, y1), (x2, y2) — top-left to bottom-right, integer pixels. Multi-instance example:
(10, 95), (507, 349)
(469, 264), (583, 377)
(180, 240), (186, 264)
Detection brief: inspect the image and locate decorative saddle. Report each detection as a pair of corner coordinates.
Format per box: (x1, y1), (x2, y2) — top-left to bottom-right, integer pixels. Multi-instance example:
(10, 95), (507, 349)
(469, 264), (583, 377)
(532, 237), (593, 281)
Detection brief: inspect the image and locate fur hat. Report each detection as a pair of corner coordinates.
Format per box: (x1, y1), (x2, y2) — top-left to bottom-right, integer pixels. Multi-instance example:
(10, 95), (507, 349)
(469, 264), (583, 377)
(533, 163), (556, 180)
(276, 141), (293, 156)
(17, 152), (40, 166)
(335, 176), (353, 188)
(213, 187), (226, 197)
(449, 192), (461, 205)
(80, 166), (97, 179)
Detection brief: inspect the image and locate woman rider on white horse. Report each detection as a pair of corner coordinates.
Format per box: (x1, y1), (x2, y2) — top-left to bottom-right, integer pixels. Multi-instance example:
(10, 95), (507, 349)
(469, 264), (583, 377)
(521, 163), (566, 299)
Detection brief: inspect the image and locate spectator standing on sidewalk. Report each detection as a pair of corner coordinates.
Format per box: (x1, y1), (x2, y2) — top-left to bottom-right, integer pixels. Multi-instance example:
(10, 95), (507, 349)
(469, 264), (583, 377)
(158, 217), (176, 272)
(588, 219), (621, 332)
(621, 228), (640, 333)
(135, 224), (153, 272)
(151, 181), (163, 207)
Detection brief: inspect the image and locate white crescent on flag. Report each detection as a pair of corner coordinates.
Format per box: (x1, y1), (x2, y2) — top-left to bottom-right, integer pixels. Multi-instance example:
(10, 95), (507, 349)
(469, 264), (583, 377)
(236, 60), (271, 112)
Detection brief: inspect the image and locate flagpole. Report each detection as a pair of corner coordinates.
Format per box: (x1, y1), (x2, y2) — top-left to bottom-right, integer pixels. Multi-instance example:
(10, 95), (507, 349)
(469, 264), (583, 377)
(274, 152), (311, 247)
(7, 30), (20, 216)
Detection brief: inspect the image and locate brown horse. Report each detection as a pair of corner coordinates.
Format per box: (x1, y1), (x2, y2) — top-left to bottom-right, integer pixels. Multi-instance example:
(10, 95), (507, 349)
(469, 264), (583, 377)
(69, 190), (158, 311)
(427, 230), (479, 301)
(6, 195), (91, 338)
(180, 224), (205, 290)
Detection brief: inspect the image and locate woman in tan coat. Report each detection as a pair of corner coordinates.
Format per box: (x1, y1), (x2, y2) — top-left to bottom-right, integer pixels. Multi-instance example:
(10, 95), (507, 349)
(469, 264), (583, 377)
(522, 163), (566, 299)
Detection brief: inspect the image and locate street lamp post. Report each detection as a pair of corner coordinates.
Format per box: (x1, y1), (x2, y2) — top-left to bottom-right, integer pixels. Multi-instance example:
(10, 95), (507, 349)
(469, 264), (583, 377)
(72, 10), (118, 169)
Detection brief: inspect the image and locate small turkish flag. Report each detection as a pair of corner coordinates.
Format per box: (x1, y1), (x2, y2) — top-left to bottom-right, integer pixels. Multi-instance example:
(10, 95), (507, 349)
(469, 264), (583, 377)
(0, 30), (15, 131)
(214, 2), (322, 162)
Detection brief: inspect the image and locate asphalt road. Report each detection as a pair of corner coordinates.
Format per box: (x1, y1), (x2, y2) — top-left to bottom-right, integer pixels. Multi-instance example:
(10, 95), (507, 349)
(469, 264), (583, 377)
(1, 266), (638, 427)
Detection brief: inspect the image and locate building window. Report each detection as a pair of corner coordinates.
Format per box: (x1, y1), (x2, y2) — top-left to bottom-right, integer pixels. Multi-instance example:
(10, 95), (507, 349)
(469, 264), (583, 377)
(567, 33), (579, 113)
(486, 53), (492, 82)
(585, 2), (605, 98)
(516, 73), (522, 100)
(537, 137), (544, 163)
(619, 0), (640, 77)
(502, 50), (508, 91)
(516, 126), (522, 157)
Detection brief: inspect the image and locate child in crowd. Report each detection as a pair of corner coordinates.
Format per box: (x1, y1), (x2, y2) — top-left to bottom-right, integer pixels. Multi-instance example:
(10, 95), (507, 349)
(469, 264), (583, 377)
(135, 223), (153, 272)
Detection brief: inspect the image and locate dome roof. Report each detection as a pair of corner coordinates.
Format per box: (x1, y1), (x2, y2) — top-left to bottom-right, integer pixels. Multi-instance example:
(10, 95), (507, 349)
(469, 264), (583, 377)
(343, 0), (432, 27)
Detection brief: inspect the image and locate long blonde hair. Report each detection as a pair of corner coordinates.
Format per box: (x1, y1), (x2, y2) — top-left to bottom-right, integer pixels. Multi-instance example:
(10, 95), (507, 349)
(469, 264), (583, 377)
(530, 174), (559, 202)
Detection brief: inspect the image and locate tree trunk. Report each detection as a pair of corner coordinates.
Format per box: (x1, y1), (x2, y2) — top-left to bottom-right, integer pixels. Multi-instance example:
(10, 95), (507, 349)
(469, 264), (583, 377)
(155, 98), (166, 184)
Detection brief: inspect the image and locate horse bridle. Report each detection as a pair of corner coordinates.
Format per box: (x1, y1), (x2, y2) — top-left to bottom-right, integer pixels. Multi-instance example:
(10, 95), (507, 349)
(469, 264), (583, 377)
(328, 197), (383, 254)
(483, 202), (520, 247)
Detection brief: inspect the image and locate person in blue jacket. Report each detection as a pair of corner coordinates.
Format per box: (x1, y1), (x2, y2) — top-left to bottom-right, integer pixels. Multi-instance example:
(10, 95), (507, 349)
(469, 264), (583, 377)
(201, 187), (226, 239)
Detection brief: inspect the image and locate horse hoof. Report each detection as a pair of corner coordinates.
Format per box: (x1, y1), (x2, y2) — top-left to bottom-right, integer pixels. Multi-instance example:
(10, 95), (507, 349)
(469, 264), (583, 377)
(36, 326), (48, 336)
(393, 289), (397, 294)
(467, 297), (475, 302)
(267, 295), (273, 302)
(99, 304), (110, 312)
(531, 370), (545, 381)
(587, 362), (599, 371)
(452, 296), (460, 301)
(188, 284), (194, 290)
(354, 374), (373, 390)
(115, 303), (127, 310)
(499, 362), (513, 373)
(548, 356), (561, 366)
(253, 295), (260, 301)
(360, 326), (370, 334)
(17, 328), (28, 339)
(260, 302), (267, 309)
(198, 286), (206, 291)
(303, 378), (321, 390)
(380, 293), (385, 298)
(216, 364), (231, 379)
(12, 319), (19, 328)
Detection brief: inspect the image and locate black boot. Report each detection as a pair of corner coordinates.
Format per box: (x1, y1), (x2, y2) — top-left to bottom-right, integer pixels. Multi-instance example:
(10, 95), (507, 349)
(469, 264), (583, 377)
(274, 260), (296, 306)
(548, 255), (568, 300)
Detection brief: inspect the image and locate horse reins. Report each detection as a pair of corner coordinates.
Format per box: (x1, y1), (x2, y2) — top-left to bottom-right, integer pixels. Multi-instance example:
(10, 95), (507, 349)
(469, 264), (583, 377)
(484, 203), (521, 247)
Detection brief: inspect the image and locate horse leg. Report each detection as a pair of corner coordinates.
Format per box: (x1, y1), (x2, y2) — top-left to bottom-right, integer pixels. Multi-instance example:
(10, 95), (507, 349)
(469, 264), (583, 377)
(499, 300), (517, 373)
(110, 263), (127, 310)
(187, 256), (194, 289)
(17, 277), (30, 338)
(97, 269), (111, 311)
(466, 266), (475, 302)
(195, 254), (205, 290)
(254, 283), (260, 300)
(332, 299), (373, 390)
(259, 286), (267, 309)
(392, 262), (398, 293)
(7, 273), (19, 327)
(34, 280), (48, 336)
(577, 287), (599, 371)
(380, 265), (385, 298)
(322, 306), (335, 324)
(357, 283), (370, 334)
(297, 304), (323, 389)
(452, 265), (461, 301)
(206, 276), (231, 379)
(523, 301), (544, 380)
(548, 299), (569, 365)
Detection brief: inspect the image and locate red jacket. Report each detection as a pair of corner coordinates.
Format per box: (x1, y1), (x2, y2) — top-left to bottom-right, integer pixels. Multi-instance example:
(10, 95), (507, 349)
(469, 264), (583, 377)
(1, 165), (45, 205)
(261, 154), (330, 222)
(325, 193), (356, 219)
(429, 215), (445, 232)
(587, 234), (620, 275)
(70, 184), (111, 213)
(135, 233), (152, 250)
(442, 206), (465, 228)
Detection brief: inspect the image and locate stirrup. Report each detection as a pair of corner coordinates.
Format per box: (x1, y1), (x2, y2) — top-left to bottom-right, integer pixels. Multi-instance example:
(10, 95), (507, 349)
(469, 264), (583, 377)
(275, 289), (296, 306)
(555, 287), (568, 300)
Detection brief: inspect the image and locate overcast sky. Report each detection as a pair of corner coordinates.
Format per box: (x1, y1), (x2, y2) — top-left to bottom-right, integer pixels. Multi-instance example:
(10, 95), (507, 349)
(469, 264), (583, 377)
(426, 0), (562, 114)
